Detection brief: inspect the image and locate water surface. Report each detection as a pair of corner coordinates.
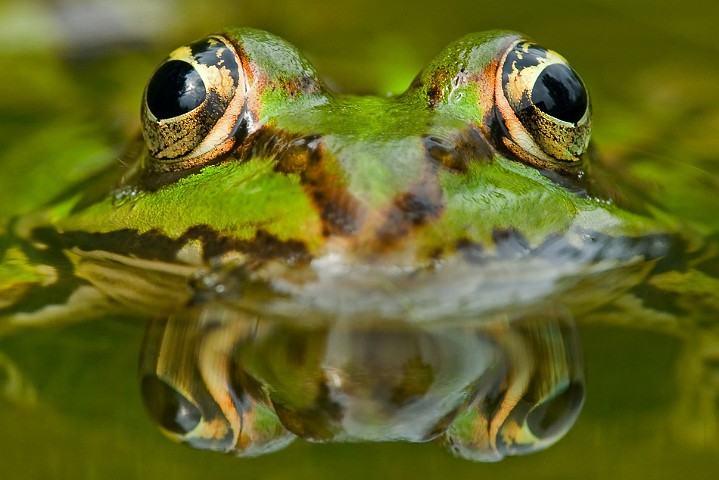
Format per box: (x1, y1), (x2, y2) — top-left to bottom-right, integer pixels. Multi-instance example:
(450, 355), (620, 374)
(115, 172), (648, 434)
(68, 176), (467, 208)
(1, 0), (718, 478)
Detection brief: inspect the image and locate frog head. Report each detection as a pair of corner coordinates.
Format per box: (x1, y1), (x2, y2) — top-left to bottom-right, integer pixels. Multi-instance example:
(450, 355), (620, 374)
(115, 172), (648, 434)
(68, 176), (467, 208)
(55, 28), (642, 274)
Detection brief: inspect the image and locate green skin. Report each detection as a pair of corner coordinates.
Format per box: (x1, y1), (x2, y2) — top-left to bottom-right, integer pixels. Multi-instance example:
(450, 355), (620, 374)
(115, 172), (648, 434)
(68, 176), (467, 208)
(0, 27), (718, 459)
(0, 28), (692, 324)
(36, 32), (665, 247)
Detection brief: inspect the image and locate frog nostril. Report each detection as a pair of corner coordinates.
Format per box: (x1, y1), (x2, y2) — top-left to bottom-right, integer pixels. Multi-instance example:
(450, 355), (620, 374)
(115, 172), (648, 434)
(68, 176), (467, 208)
(146, 60), (207, 120)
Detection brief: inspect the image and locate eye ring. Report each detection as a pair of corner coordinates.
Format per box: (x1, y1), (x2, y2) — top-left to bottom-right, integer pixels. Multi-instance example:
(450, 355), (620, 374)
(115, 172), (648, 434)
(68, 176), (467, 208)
(492, 40), (591, 171)
(141, 35), (249, 172)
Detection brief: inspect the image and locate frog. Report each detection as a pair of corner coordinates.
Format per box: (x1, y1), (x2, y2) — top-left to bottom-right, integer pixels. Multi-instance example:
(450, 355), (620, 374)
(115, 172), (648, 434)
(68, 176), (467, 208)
(0, 28), (717, 461)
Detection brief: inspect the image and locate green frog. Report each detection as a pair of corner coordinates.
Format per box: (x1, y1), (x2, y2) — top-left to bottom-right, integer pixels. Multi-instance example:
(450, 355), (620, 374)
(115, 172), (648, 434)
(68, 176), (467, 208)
(0, 28), (717, 460)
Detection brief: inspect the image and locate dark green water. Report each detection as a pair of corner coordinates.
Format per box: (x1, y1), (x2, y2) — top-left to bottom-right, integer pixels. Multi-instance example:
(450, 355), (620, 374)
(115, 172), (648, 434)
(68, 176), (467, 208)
(1, 0), (718, 478)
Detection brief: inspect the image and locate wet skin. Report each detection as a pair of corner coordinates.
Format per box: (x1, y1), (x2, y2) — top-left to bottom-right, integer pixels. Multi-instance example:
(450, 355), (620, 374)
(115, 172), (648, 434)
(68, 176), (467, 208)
(1, 27), (715, 462)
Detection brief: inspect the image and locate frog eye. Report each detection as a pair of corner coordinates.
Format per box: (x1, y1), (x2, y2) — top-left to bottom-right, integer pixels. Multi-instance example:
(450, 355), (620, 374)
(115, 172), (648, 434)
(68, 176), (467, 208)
(492, 41), (591, 171)
(141, 35), (250, 171)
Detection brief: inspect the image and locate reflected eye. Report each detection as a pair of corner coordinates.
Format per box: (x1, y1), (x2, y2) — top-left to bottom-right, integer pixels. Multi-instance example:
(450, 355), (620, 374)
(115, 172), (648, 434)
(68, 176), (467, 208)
(525, 381), (584, 440)
(140, 375), (201, 435)
(492, 41), (591, 171)
(443, 378), (585, 462)
(442, 314), (584, 462)
(141, 35), (249, 171)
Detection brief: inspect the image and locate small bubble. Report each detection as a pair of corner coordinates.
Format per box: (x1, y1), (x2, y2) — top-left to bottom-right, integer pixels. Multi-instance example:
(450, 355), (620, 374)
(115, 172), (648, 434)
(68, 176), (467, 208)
(112, 187), (142, 206)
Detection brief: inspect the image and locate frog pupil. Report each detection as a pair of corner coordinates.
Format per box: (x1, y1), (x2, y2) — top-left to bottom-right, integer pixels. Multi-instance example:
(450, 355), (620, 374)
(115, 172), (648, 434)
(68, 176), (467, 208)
(531, 64), (587, 124)
(146, 60), (207, 120)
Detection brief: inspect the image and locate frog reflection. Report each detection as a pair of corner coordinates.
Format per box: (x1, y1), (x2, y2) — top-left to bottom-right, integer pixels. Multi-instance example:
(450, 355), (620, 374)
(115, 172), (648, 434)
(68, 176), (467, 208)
(139, 305), (583, 461)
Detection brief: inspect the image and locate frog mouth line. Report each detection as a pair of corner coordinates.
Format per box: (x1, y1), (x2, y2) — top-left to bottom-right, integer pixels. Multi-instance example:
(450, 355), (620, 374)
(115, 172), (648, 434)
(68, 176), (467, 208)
(30, 225), (311, 265)
(30, 220), (675, 278)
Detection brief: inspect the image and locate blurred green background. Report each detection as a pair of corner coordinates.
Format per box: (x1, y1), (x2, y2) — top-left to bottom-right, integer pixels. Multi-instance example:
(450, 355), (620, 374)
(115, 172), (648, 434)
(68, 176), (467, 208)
(1, 0), (718, 478)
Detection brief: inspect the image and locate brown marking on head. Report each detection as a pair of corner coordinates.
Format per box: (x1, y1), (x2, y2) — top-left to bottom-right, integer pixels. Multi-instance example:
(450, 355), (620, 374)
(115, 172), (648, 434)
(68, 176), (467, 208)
(242, 126), (315, 174)
(422, 125), (495, 173)
(221, 124), (366, 240)
(423, 68), (451, 108)
(36, 224), (311, 266)
(286, 72), (326, 98)
(301, 142), (367, 237)
(372, 157), (444, 249)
